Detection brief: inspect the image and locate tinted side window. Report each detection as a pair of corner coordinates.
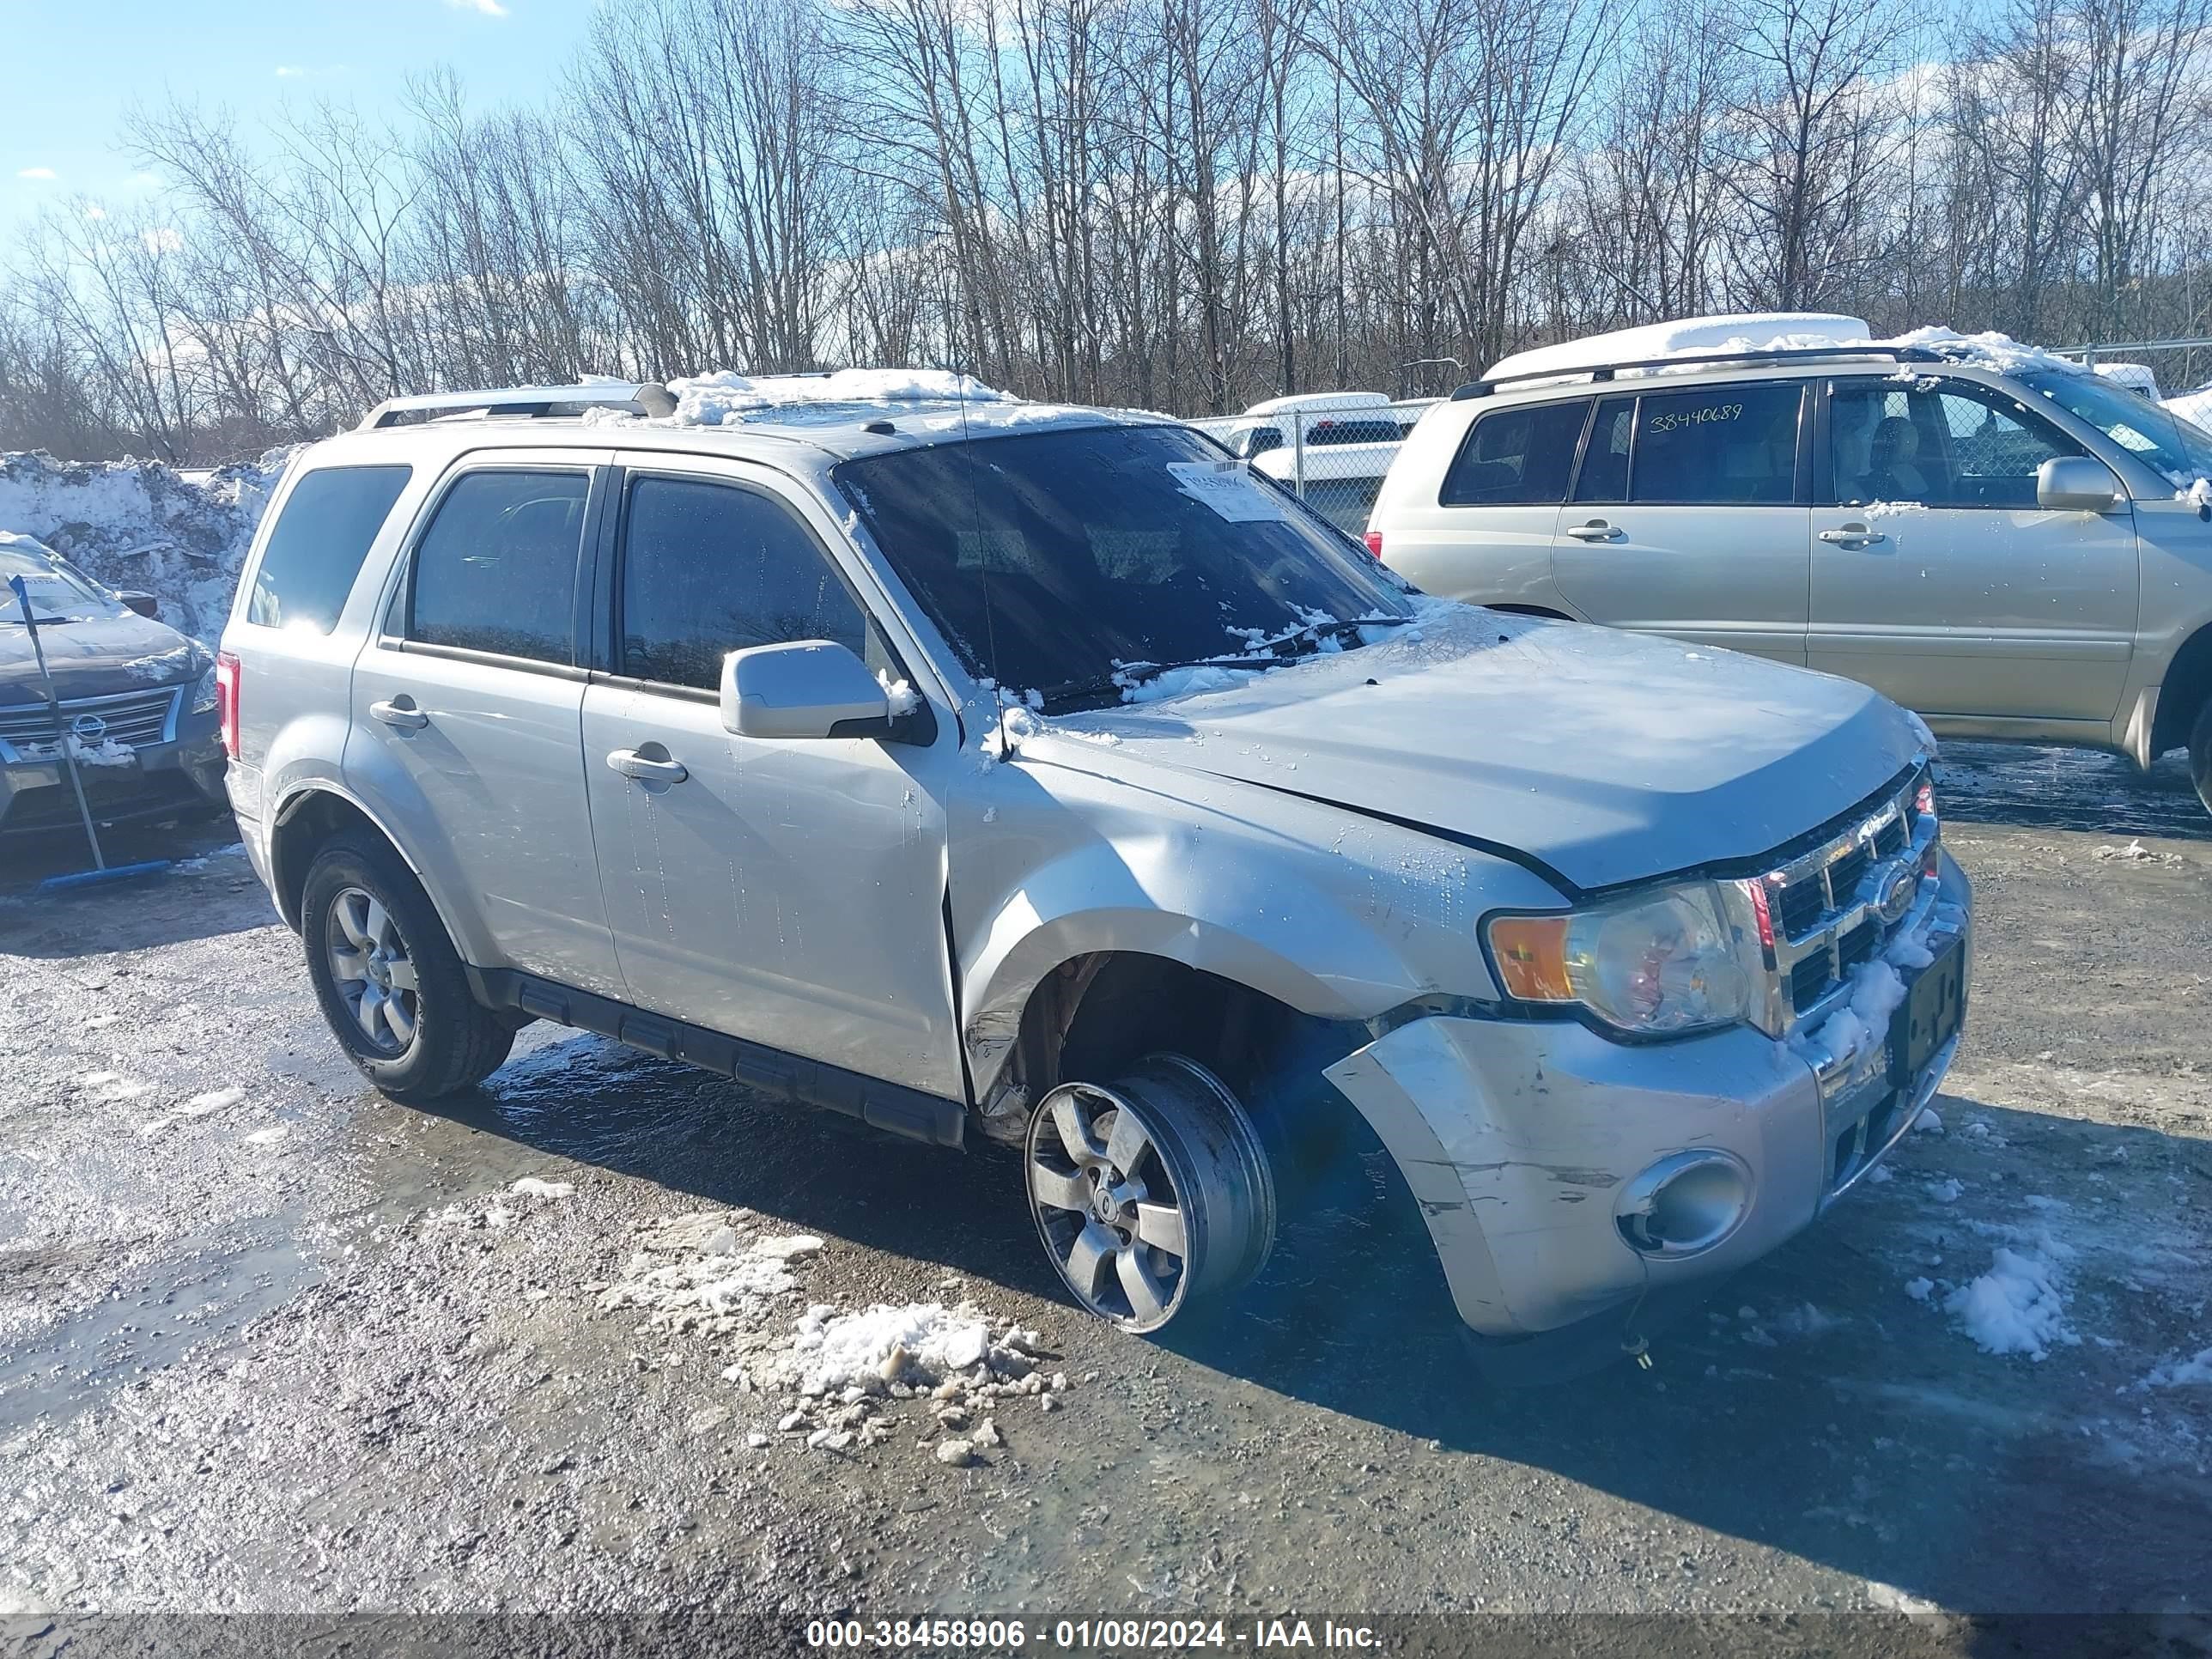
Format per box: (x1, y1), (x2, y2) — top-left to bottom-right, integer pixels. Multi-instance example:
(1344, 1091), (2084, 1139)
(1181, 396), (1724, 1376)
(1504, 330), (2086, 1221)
(618, 476), (872, 692)
(1441, 399), (1590, 506)
(247, 465), (412, 632)
(1573, 398), (1634, 501)
(1630, 385), (1802, 505)
(407, 470), (587, 663)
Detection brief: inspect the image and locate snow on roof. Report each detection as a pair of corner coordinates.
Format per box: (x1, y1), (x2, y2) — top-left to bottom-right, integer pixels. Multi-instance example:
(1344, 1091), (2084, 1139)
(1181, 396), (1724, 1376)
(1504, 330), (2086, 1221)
(1484, 315), (1873, 382)
(1481, 314), (2098, 387)
(1238, 390), (1391, 418)
(660, 368), (1017, 427)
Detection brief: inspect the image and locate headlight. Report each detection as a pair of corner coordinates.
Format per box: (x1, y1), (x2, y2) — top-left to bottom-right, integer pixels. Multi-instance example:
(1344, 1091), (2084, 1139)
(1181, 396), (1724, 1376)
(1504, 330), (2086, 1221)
(1486, 881), (1753, 1036)
(191, 663), (219, 714)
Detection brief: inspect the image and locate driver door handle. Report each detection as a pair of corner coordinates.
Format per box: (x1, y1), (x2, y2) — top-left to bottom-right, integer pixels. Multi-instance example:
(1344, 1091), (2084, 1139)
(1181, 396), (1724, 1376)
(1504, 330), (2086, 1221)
(1820, 524), (1888, 547)
(1564, 520), (1624, 542)
(606, 748), (689, 785)
(369, 698), (428, 731)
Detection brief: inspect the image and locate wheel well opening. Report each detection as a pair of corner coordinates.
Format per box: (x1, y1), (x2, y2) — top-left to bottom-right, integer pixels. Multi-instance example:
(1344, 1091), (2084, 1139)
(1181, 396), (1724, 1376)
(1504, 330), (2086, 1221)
(2152, 622), (2212, 757)
(1006, 953), (1370, 1176)
(268, 791), (387, 932)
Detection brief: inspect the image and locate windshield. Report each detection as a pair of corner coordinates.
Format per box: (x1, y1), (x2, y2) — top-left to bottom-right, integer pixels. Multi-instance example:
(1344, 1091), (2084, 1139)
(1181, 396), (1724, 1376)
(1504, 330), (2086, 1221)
(834, 422), (1413, 703)
(0, 545), (116, 623)
(2018, 368), (2212, 483)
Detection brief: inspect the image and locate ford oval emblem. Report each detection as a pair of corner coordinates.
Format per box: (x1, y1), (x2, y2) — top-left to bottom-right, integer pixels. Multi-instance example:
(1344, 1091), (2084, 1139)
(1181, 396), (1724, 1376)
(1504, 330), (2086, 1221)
(70, 712), (106, 744)
(1878, 866), (1918, 925)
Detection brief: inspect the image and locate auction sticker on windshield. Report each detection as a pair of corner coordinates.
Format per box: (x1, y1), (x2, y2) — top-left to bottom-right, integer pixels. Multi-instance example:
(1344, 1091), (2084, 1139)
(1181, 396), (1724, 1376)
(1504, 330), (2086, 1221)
(1166, 460), (1289, 523)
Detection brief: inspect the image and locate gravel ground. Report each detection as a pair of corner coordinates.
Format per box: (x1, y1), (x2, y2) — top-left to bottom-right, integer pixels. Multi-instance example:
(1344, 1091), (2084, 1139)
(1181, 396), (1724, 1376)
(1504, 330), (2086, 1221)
(1, 743), (2208, 1651)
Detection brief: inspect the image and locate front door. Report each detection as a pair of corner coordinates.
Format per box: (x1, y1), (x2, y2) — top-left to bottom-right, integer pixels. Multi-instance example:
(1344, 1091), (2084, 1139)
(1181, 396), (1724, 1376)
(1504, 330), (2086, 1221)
(1548, 382), (1812, 665)
(579, 462), (963, 1100)
(1812, 376), (2138, 720)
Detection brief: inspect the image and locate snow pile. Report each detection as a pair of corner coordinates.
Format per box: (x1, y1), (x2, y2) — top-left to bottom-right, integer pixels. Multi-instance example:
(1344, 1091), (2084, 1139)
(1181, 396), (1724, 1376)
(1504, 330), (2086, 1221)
(597, 1207), (824, 1331)
(771, 1300), (1016, 1395)
(510, 1176), (574, 1199)
(2094, 839), (2181, 866)
(621, 368), (1017, 429)
(1945, 1246), (2076, 1359)
(0, 447), (292, 644)
(2165, 385), (2212, 428)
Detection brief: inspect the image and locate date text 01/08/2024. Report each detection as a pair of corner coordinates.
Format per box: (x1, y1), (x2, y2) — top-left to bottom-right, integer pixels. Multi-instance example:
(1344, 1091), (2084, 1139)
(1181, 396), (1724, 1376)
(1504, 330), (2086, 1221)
(802, 1618), (1382, 1650)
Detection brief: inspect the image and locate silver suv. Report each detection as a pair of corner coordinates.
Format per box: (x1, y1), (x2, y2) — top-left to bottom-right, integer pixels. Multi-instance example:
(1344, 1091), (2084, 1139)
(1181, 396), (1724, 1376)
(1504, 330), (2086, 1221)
(220, 378), (1972, 1376)
(1367, 324), (2212, 815)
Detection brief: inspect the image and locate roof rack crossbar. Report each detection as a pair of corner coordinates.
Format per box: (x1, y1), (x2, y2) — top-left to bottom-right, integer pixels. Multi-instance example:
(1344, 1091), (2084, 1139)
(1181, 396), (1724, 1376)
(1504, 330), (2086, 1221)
(1448, 343), (1945, 401)
(359, 381), (677, 429)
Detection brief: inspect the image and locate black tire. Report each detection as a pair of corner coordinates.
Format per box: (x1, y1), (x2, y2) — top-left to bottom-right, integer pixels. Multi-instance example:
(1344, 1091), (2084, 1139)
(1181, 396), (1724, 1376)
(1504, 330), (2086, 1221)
(300, 833), (513, 1103)
(2191, 698), (2212, 818)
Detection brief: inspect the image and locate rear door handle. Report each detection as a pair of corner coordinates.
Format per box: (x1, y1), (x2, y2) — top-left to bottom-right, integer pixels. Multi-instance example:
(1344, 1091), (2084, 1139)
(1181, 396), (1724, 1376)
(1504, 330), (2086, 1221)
(606, 748), (690, 785)
(1820, 524), (1888, 547)
(1564, 520), (1624, 542)
(369, 698), (429, 731)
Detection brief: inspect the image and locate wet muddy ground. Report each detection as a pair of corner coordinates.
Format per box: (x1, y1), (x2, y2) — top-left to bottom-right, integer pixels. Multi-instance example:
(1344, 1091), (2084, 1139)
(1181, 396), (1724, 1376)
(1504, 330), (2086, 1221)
(1, 743), (2208, 1650)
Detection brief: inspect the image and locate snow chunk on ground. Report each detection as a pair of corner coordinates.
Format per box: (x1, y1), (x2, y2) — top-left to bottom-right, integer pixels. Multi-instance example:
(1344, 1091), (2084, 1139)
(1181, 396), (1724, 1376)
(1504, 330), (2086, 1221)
(1913, 1108), (1944, 1135)
(2143, 1346), (2212, 1388)
(244, 1125), (289, 1146)
(511, 1176), (574, 1199)
(1945, 1247), (2075, 1359)
(1904, 1277), (1934, 1302)
(767, 1301), (1024, 1395)
(177, 1086), (244, 1118)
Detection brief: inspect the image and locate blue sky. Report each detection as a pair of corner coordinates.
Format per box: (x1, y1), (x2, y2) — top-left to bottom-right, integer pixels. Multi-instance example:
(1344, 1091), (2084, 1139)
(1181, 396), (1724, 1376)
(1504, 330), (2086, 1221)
(3, 0), (602, 234)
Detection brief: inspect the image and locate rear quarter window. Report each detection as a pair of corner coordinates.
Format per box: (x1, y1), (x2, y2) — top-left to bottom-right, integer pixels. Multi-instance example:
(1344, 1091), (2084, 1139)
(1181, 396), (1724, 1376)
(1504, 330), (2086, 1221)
(247, 465), (414, 633)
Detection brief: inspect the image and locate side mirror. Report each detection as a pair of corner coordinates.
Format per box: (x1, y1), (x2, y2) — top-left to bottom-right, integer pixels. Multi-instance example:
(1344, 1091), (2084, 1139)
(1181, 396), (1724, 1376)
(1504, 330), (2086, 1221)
(720, 640), (893, 740)
(2037, 456), (2124, 514)
(117, 590), (160, 619)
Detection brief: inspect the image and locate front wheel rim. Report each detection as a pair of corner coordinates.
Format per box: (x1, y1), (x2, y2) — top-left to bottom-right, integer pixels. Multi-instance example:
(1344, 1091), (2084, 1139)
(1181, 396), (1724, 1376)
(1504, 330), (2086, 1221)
(1024, 1056), (1275, 1332)
(325, 884), (420, 1055)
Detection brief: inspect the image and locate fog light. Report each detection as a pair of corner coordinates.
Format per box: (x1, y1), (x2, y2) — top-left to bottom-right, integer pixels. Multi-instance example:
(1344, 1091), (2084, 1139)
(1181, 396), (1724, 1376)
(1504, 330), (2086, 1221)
(1615, 1151), (1749, 1258)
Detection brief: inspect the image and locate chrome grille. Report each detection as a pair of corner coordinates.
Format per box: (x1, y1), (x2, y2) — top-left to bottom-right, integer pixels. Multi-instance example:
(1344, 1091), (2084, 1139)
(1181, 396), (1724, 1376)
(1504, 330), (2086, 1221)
(0, 686), (181, 756)
(1738, 763), (1936, 1040)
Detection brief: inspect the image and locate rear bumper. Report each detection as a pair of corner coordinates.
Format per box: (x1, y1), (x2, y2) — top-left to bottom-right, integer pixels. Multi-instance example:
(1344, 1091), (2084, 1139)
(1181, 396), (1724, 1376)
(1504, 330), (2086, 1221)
(1324, 849), (1971, 1360)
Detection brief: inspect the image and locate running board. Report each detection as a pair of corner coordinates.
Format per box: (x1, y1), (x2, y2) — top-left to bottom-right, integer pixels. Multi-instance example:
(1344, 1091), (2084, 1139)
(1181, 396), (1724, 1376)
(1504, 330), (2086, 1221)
(467, 967), (967, 1149)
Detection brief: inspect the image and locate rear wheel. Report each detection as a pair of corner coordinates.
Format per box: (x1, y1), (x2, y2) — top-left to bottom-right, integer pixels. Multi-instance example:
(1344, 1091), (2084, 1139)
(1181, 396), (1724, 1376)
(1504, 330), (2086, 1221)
(2191, 698), (2212, 817)
(301, 835), (513, 1103)
(1024, 1054), (1276, 1332)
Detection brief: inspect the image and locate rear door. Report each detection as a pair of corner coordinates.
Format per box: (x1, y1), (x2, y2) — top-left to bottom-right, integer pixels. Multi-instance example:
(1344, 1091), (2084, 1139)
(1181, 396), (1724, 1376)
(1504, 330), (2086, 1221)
(1382, 397), (1590, 603)
(578, 459), (964, 1101)
(349, 451), (626, 995)
(1812, 376), (2138, 720)
(1550, 382), (1812, 664)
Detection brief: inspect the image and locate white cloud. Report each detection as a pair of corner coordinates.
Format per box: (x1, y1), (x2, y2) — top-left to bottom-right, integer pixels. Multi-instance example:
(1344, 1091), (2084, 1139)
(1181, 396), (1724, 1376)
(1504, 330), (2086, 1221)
(444, 0), (509, 15)
(84, 204), (107, 222)
(275, 64), (307, 77)
(16, 167), (58, 181)
(143, 227), (185, 255)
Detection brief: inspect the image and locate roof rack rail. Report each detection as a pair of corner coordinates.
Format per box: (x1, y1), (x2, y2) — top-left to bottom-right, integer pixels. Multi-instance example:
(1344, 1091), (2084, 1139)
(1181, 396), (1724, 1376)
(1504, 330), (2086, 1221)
(358, 381), (678, 429)
(1448, 343), (1946, 401)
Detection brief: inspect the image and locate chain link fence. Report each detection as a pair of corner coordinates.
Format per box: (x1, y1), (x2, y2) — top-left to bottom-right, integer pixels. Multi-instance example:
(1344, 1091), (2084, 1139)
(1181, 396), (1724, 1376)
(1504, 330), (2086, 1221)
(2051, 337), (2212, 419)
(1187, 399), (1437, 538)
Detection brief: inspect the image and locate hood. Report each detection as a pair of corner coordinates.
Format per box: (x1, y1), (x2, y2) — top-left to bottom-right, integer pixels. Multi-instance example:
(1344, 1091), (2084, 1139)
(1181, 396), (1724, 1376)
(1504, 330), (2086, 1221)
(1034, 606), (1922, 893)
(0, 609), (207, 705)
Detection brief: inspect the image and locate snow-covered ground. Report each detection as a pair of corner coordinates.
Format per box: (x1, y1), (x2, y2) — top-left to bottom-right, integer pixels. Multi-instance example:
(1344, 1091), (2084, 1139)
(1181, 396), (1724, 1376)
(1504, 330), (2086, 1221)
(0, 448), (291, 644)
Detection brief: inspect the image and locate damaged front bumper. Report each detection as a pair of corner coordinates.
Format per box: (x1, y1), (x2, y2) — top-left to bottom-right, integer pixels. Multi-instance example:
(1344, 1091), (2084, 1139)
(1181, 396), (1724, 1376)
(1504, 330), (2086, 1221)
(1323, 848), (1971, 1375)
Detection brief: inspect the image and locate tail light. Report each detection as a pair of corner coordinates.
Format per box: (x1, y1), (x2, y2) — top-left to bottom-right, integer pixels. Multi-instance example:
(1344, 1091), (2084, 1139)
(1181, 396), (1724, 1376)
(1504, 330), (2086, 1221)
(1363, 529), (1383, 559)
(215, 650), (241, 759)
